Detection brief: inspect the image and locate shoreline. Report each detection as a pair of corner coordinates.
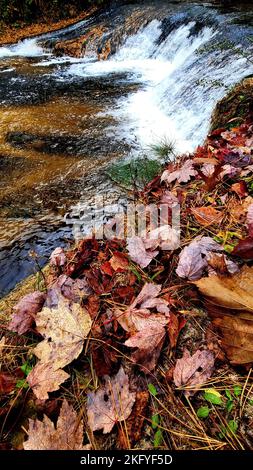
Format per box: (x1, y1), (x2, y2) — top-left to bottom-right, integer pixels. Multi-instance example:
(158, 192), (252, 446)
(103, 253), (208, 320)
(0, 7), (97, 47)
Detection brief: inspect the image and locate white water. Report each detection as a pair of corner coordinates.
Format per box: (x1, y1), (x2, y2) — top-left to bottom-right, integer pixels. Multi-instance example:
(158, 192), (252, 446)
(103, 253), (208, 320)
(0, 16), (252, 153)
(0, 38), (44, 58)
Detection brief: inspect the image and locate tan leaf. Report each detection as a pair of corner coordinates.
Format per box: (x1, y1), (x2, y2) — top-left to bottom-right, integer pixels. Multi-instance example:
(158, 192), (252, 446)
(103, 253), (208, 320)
(24, 399), (90, 450)
(8, 291), (46, 335)
(28, 298), (92, 399)
(34, 298), (92, 369)
(87, 367), (136, 434)
(27, 362), (69, 400)
(191, 206), (223, 226)
(193, 266), (253, 364)
(173, 349), (215, 395)
(0, 337), (6, 355)
(125, 324), (166, 372)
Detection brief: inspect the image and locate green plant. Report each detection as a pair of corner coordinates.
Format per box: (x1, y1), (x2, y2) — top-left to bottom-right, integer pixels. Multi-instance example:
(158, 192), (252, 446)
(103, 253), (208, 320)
(107, 157), (162, 190)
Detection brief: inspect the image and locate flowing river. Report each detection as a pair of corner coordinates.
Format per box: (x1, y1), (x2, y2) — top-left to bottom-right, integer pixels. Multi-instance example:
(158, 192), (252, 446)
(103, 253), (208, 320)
(0, 0), (253, 297)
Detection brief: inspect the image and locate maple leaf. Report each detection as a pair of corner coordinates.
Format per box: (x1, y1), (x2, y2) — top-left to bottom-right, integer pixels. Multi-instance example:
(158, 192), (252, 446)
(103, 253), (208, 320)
(191, 206), (223, 226)
(27, 298), (92, 399)
(127, 226), (180, 268)
(27, 363), (69, 401)
(176, 236), (222, 280)
(8, 291), (46, 335)
(114, 284), (170, 372)
(127, 235), (158, 268)
(24, 399), (90, 450)
(114, 283), (170, 333)
(87, 367), (136, 434)
(47, 274), (91, 306)
(50, 247), (66, 267)
(173, 349), (215, 395)
(161, 160), (197, 184)
(193, 266), (253, 364)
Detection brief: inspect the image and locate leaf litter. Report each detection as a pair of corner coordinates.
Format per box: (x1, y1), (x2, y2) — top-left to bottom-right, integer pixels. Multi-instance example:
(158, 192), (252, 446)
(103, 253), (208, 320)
(3, 119), (253, 450)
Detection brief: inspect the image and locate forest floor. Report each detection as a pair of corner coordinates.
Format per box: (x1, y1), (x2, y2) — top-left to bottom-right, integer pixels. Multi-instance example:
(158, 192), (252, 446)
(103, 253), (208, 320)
(0, 7), (96, 47)
(1, 76), (253, 451)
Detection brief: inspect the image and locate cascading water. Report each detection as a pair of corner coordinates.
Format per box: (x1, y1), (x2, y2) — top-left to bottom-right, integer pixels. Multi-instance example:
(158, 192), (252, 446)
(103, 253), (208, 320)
(0, 1), (253, 296)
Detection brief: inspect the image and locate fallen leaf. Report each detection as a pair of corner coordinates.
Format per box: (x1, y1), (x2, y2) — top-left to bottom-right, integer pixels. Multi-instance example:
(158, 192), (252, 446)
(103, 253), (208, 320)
(191, 206), (223, 226)
(24, 399), (90, 450)
(161, 160), (197, 184)
(176, 236), (222, 280)
(127, 236), (158, 268)
(27, 298), (92, 399)
(231, 181), (248, 198)
(48, 275), (91, 304)
(8, 291), (46, 335)
(173, 349), (215, 394)
(232, 237), (253, 260)
(193, 266), (253, 363)
(206, 252), (239, 275)
(118, 390), (149, 448)
(125, 325), (166, 372)
(114, 283), (170, 333)
(109, 252), (129, 272)
(87, 367), (136, 434)
(247, 203), (253, 237)
(27, 363), (69, 401)
(0, 372), (17, 395)
(50, 247), (66, 267)
(0, 337), (6, 355)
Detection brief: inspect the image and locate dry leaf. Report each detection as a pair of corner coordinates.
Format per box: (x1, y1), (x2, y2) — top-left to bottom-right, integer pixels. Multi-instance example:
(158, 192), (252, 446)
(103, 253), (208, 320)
(173, 349), (215, 395)
(50, 247), (66, 267)
(8, 291), (46, 335)
(127, 236), (158, 268)
(34, 298), (92, 369)
(161, 160), (197, 184)
(191, 206), (223, 226)
(125, 325), (166, 372)
(87, 367), (136, 434)
(0, 337), (6, 355)
(27, 362), (69, 400)
(27, 298), (92, 399)
(193, 266), (253, 363)
(24, 399), (90, 450)
(176, 236), (222, 280)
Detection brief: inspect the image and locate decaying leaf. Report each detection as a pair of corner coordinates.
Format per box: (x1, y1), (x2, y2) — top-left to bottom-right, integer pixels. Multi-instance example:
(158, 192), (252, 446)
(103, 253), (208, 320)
(118, 390), (149, 448)
(161, 160), (197, 184)
(232, 236), (253, 259)
(191, 206), (223, 227)
(24, 399), (90, 450)
(50, 247), (66, 267)
(87, 367), (136, 434)
(27, 298), (92, 399)
(176, 236), (222, 280)
(173, 349), (215, 394)
(127, 236), (158, 268)
(0, 337), (6, 355)
(8, 291), (46, 335)
(34, 298), (92, 369)
(114, 284), (169, 372)
(193, 266), (253, 363)
(27, 363), (69, 401)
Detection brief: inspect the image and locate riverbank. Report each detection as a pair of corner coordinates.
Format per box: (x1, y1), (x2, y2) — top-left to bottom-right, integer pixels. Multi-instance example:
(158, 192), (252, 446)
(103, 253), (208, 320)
(0, 8), (97, 46)
(1, 78), (253, 450)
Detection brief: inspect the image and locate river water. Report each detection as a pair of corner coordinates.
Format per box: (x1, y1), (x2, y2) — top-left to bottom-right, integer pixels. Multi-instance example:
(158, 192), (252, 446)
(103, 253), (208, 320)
(0, 0), (253, 296)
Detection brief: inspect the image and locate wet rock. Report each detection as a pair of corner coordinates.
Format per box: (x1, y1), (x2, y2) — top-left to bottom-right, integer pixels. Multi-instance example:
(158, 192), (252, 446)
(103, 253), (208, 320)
(210, 76), (253, 131)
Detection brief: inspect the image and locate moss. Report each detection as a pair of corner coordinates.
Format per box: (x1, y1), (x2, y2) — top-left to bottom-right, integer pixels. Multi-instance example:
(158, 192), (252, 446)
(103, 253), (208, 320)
(210, 76), (253, 131)
(107, 157), (162, 190)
